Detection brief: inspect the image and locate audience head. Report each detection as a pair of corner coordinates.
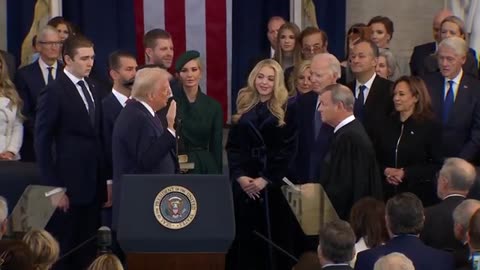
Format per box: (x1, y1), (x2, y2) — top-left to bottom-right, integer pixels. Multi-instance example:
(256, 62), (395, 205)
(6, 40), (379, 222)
(233, 59), (287, 126)
(437, 37), (467, 80)
(440, 16), (466, 41)
(392, 76), (433, 121)
(346, 23), (371, 58)
(175, 50), (202, 90)
(131, 66), (171, 111)
(373, 252), (415, 270)
(368, 16), (394, 49)
(376, 48), (397, 80)
(433, 9), (454, 42)
(108, 50), (137, 91)
(0, 240), (34, 270)
(317, 220), (356, 265)
(349, 197), (389, 248)
(36, 26), (62, 63)
(437, 158), (476, 199)
(143, 28), (174, 68)
(22, 229), (59, 270)
(289, 60), (312, 95)
(0, 196), (7, 239)
(453, 199), (480, 243)
(267, 16), (286, 49)
(385, 193), (424, 237)
(318, 84), (354, 128)
(63, 35), (95, 78)
(310, 53), (341, 94)
(300, 27), (328, 60)
(468, 209), (480, 250)
(87, 254), (124, 270)
(47, 16), (74, 41)
(274, 22), (302, 67)
(350, 39), (379, 79)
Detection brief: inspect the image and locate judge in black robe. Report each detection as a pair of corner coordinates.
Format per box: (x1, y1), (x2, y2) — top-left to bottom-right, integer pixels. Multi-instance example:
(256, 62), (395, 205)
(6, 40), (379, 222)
(318, 84), (383, 220)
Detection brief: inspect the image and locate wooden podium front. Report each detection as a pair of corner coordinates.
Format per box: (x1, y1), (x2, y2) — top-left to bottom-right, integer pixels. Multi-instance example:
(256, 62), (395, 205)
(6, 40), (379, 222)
(127, 253), (225, 270)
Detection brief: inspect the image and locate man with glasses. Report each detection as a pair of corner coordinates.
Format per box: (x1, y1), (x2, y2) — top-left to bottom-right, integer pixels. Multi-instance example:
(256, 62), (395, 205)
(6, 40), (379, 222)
(15, 25), (63, 161)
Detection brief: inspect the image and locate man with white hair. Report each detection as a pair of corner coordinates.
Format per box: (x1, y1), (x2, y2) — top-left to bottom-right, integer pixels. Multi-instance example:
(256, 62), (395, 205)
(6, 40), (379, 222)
(0, 196), (8, 239)
(423, 37), (480, 165)
(452, 199), (480, 269)
(373, 252), (415, 270)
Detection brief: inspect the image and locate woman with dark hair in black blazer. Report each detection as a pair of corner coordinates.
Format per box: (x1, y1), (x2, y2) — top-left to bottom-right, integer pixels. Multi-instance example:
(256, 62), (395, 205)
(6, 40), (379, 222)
(375, 76), (443, 206)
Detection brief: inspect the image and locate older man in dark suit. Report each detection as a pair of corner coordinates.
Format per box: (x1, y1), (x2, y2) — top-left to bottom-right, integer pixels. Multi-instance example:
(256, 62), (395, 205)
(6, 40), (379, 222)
(422, 37), (480, 164)
(35, 35), (106, 270)
(317, 220), (356, 270)
(16, 26), (63, 161)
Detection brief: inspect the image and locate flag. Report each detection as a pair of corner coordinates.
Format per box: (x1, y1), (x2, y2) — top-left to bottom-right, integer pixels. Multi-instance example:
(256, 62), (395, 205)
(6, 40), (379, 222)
(134, 0), (233, 122)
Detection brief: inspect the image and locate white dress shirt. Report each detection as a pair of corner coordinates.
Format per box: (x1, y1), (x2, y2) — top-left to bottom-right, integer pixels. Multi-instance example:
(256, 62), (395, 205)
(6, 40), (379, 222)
(334, 115), (356, 133)
(63, 69), (95, 111)
(443, 69), (463, 101)
(112, 88), (128, 107)
(0, 97), (23, 160)
(355, 72), (376, 103)
(38, 58), (58, 84)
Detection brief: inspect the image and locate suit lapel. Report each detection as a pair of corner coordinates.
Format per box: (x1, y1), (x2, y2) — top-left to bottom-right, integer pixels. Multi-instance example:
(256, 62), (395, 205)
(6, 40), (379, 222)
(59, 73), (95, 130)
(31, 61), (47, 93)
(365, 77), (381, 108)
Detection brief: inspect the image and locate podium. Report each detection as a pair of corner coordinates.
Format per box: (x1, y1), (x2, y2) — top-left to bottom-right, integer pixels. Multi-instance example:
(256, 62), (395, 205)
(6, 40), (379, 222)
(116, 174), (235, 270)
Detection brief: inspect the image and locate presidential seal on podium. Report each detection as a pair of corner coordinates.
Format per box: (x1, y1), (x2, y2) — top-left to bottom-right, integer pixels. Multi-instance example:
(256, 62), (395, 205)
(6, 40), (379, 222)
(153, 185), (198, 230)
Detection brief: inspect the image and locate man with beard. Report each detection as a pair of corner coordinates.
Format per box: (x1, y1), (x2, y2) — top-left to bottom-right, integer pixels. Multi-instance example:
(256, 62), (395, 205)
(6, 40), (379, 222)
(102, 51), (138, 210)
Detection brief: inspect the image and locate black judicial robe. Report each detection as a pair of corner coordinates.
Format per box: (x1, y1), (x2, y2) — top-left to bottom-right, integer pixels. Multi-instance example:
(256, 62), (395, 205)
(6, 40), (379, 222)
(320, 118), (382, 220)
(225, 101), (306, 270)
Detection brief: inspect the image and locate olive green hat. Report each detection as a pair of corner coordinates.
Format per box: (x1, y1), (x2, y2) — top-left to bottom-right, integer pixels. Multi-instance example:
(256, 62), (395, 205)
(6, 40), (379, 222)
(175, 50), (200, 72)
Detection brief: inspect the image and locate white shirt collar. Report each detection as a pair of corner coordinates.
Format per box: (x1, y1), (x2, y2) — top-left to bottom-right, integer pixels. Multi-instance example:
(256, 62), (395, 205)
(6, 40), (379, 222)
(138, 100), (156, 116)
(63, 68), (84, 85)
(38, 57), (58, 70)
(445, 68), (463, 85)
(322, 263), (350, 268)
(334, 115), (355, 133)
(443, 194), (466, 200)
(270, 47), (275, 58)
(356, 72), (376, 90)
(112, 88), (129, 107)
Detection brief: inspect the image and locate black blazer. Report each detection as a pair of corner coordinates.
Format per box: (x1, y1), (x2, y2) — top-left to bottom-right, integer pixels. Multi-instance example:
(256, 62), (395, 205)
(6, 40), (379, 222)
(422, 72), (480, 163)
(375, 113), (443, 205)
(347, 75), (394, 142)
(421, 195), (465, 251)
(323, 265), (353, 270)
(35, 71), (106, 205)
(101, 92), (124, 180)
(0, 50), (16, 80)
(410, 42), (436, 76)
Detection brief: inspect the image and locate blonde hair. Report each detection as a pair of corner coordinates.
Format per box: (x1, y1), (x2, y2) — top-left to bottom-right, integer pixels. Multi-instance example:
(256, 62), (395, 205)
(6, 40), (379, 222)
(131, 67), (169, 101)
(0, 54), (23, 117)
(288, 60), (311, 96)
(23, 229), (59, 270)
(232, 59), (288, 126)
(87, 254), (124, 270)
(274, 22), (302, 68)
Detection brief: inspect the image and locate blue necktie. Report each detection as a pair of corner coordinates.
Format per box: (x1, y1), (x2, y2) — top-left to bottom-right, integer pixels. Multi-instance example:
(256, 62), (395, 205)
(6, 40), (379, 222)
(77, 80), (95, 125)
(443, 80), (454, 124)
(354, 85), (367, 121)
(314, 100), (321, 139)
(47, 67), (54, 84)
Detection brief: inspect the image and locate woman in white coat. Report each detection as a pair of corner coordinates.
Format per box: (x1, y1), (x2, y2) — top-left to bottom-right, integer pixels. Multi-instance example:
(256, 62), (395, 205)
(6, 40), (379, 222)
(0, 55), (23, 160)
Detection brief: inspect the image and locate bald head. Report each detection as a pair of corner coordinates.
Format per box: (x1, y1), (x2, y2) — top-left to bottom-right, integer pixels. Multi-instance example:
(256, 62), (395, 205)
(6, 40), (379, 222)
(433, 9), (453, 42)
(374, 252), (415, 270)
(131, 67), (171, 110)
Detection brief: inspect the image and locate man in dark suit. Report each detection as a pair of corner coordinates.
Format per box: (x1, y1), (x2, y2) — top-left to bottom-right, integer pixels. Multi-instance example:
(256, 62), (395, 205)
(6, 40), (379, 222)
(101, 50), (137, 209)
(15, 26), (63, 161)
(112, 67), (179, 228)
(35, 35), (106, 270)
(354, 193), (455, 270)
(317, 220), (355, 270)
(318, 84), (382, 219)
(410, 9), (452, 76)
(421, 158), (476, 251)
(0, 50), (16, 80)
(347, 39), (393, 142)
(422, 37), (480, 164)
(453, 199), (480, 269)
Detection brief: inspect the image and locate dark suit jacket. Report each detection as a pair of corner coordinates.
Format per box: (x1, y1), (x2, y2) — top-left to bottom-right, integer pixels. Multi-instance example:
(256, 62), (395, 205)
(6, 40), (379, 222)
(421, 195), (465, 251)
(410, 42), (436, 76)
(35, 72), (106, 205)
(421, 49), (478, 78)
(0, 50), (16, 80)
(422, 72), (480, 163)
(102, 93), (124, 180)
(347, 75), (394, 142)
(289, 91), (333, 182)
(15, 60), (64, 161)
(354, 235), (455, 270)
(323, 265), (353, 270)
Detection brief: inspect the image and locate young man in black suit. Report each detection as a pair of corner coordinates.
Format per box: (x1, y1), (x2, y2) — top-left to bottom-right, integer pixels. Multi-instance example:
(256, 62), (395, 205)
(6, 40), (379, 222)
(347, 39), (393, 142)
(15, 26), (64, 161)
(35, 35), (107, 270)
(317, 220), (356, 270)
(422, 36), (480, 164)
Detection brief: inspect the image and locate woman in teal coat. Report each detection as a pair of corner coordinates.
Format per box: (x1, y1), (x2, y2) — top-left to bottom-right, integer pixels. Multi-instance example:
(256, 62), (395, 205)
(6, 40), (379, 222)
(174, 50), (223, 174)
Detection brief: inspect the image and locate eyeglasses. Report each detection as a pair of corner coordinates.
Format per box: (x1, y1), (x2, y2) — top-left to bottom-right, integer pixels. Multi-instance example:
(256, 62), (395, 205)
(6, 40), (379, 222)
(302, 45), (324, 54)
(38, 41), (63, 47)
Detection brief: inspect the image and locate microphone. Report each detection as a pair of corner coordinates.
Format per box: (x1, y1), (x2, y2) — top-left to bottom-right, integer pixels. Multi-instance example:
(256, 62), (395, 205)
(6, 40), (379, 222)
(253, 230), (299, 263)
(97, 226), (112, 255)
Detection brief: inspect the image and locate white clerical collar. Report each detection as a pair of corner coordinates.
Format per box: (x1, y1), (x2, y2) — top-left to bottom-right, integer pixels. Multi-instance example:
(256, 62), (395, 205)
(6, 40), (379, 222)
(334, 115), (355, 133)
(112, 88), (129, 107)
(138, 100), (155, 116)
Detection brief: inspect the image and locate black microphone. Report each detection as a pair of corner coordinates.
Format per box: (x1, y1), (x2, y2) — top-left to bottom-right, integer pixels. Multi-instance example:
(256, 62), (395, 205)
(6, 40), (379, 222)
(253, 230), (299, 263)
(97, 226), (112, 255)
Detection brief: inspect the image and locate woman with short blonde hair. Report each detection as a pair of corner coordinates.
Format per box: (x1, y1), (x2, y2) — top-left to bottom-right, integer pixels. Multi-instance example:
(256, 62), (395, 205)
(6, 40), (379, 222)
(22, 229), (59, 270)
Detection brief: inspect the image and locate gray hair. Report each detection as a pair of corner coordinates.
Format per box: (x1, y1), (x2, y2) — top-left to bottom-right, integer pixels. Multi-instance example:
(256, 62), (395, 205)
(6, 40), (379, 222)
(0, 196), (8, 223)
(374, 252), (415, 270)
(453, 199), (480, 228)
(378, 48), (398, 79)
(37, 25), (60, 42)
(438, 36), (468, 57)
(323, 83), (354, 111)
(439, 157), (476, 191)
(131, 67), (169, 101)
(318, 220), (356, 263)
(313, 53), (342, 80)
